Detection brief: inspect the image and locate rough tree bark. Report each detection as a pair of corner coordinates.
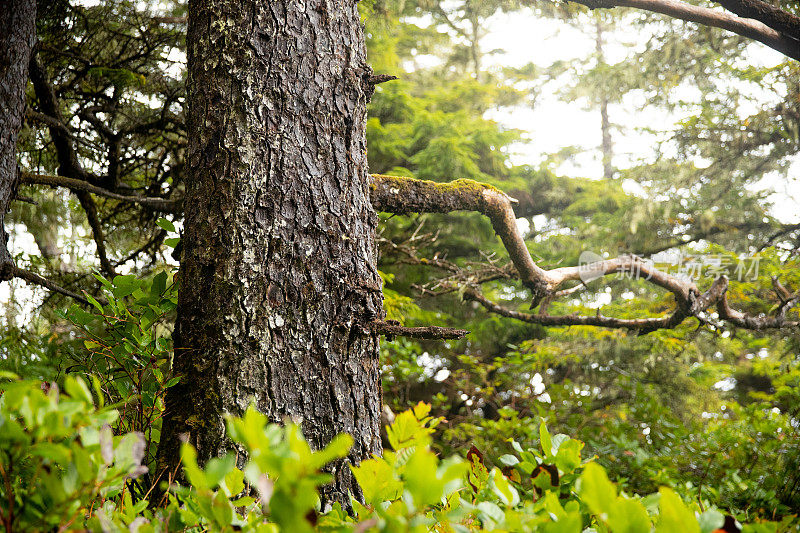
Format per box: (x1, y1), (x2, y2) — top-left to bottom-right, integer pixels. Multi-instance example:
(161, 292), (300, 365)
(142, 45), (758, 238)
(157, 0), (384, 507)
(0, 0), (36, 280)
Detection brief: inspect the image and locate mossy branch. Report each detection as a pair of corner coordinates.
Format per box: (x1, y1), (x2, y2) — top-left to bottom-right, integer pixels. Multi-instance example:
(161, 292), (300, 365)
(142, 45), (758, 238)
(370, 175), (800, 333)
(369, 174), (550, 300)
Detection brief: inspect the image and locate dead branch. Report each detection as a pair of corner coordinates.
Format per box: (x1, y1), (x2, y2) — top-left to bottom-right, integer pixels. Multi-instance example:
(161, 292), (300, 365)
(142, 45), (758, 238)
(369, 320), (469, 340)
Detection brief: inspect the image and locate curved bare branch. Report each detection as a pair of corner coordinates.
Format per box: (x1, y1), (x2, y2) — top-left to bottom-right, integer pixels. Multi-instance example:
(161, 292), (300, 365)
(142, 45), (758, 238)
(571, 0), (800, 61)
(371, 175), (800, 333)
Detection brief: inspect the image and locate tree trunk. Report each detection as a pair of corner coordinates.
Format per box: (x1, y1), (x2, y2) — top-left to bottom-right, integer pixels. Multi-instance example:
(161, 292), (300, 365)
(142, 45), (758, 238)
(595, 17), (614, 181)
(157, 0), (384, 508)
(0, 0), (36, 280)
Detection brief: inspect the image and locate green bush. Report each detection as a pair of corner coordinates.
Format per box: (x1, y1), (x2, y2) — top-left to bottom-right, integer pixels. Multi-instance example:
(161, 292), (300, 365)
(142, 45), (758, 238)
(0, 374), (148, 531)
(1, 377), (788, 532)
(62, 269), (179, 490)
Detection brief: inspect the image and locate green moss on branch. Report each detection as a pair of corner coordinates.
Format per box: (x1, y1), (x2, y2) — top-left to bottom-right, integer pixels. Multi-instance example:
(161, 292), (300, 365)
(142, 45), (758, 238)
(369, 174), (501, 215)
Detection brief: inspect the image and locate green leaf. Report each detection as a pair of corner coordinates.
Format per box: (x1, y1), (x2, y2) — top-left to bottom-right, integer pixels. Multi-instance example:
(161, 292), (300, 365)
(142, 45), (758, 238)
(577, 462), (616, 519)
(157, 217), (176, 232)
(64, 376), (95, 406)
(112, 275), (140, 298)
(231, 496), (256, 507)
(554, 438), (583, 474)
(29, 442), (72, 464)
(656, 488), (700, 533)
(310, 433), (352, 469)
(476, 501), (504, 528)
(151, 271), (168, 297)
(490, 467), (519, 506)
(204, 454), (236, 488)
(698, 509), (725, 533)
(180, 442), (208, 491)
(607, 497), (651, 533)
(210, 490), (234, 526)
(539, 419), (553, 458)
(509, 440), (524, 454)
(386, 406), (434, 451)
(498, 454), (519, 466)
(551, 434), (569, 455)
(85, 293), (104, 313)
(351, 457), (402, 503)
(404, 449), (445, 506)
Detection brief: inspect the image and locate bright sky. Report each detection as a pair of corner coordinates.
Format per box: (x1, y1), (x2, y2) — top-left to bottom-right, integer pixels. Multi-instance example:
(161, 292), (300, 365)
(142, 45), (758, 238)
(478, 7), (800, 223)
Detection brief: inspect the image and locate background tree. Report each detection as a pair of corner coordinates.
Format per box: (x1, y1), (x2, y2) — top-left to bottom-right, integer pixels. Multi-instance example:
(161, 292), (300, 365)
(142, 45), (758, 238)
(0, 0), (36, 279)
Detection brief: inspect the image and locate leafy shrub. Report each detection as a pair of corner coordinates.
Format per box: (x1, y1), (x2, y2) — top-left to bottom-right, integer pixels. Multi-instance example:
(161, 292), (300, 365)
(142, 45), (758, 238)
(4, 373), (787, 531)
(0, 374), (148, 531)
(62, 270), (179, 491)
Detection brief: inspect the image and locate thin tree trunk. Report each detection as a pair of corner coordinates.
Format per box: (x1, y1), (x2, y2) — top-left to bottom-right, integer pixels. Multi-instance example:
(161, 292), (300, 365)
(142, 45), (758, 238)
(470, 17), (481, 81)
(599, 102), (613, 180)
(0, 0), (36, 280)
(595, 17), (614, 181)
(158, 0), (384, 508)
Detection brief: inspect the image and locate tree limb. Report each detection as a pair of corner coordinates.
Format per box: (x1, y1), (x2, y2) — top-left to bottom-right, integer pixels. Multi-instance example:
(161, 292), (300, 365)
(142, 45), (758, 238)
(464, 277), (799, 332)
(715, 0), (800, 42)
(370, 175), (695, 305)
(369, 320), (469, 340)
(370, 175), (551, 300)
(571, 0), (800, 60)
(11, 266), (105, 306)
(463, 285), (687, 332)
(28, 53), (125, 277)
(20, 171), (182, 213)
(370, 175), (800, 333)
(715, 277), (800, 329)
(29, 55), (98, 184)
(75, 191), (117, 277)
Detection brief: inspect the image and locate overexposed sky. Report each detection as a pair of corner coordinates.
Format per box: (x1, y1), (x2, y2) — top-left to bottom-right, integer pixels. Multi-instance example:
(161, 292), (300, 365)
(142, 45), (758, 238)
(477, 7), (799, 223)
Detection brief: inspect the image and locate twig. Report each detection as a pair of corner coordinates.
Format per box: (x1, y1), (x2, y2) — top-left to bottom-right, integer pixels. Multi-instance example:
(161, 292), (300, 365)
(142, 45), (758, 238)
(367, 74), (398, 86)
(369, 320), (469, 340)
(11, 266), (106, 306)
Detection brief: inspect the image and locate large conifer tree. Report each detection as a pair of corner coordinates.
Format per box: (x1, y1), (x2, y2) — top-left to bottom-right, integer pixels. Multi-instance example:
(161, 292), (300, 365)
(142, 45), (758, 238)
(157, 0), (384, 506)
